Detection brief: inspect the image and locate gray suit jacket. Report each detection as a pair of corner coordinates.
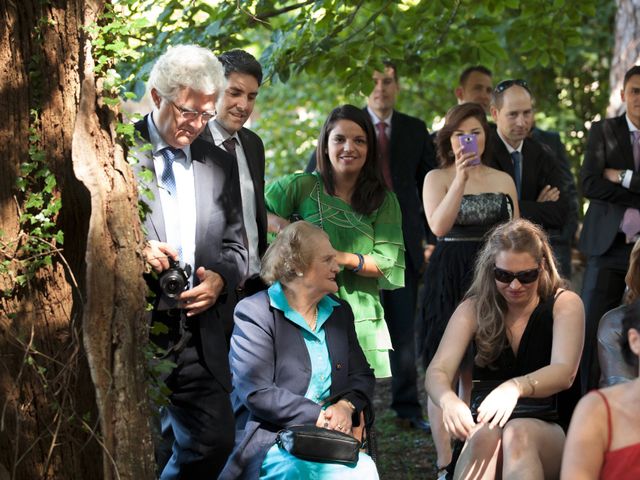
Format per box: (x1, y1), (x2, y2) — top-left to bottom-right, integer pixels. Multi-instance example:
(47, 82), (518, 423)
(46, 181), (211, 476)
(220, 291), (375, 479)
(579, 114), (640, 256)
(133, 116), (248, 389)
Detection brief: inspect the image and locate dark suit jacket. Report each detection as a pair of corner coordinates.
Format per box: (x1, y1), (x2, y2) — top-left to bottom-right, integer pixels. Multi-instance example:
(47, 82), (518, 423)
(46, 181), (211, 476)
(221, 291), (375, 479)
(579, 114), (640, 256)
(237, 127), (268, 258)
(531, 127), (579, 243)
(306, 108), (436, 271)
(133, 117), (248, 390)
(489, 134), (569, 230)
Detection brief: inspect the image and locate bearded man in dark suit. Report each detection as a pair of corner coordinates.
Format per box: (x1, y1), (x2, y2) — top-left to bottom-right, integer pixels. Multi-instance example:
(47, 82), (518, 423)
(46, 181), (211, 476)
(579, 65), (640, 392)
(132, 44), (247, 479)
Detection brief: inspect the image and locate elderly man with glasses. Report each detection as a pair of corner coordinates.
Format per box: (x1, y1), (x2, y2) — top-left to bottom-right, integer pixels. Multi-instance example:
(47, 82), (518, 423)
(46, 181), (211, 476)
(487, 79), (569, 233)
(131, 44), (248, 479)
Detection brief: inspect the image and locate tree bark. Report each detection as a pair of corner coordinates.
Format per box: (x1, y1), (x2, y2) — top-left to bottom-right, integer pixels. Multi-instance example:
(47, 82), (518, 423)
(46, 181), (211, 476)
(0, 1), (154, 478)
(607, 0), (640, 116)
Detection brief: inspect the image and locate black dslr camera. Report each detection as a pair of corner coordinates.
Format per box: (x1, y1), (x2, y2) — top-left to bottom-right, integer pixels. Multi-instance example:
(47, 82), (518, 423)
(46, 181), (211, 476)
(159, 258), (192, 298)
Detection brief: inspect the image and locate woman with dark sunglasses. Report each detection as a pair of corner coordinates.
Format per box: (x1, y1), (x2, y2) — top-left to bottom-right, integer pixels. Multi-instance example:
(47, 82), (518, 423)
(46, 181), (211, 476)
(426, 219), (584, 479)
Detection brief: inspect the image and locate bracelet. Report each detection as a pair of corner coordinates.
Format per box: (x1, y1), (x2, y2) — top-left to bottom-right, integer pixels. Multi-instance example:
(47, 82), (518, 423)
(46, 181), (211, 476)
(524, 374), (538, 396)
(352, 253), (365, 273)
(342, 399), (356, 412)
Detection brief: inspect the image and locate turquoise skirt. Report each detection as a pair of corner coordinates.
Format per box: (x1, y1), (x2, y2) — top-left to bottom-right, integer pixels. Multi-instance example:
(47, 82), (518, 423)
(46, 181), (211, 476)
(259, 443), (379, 479)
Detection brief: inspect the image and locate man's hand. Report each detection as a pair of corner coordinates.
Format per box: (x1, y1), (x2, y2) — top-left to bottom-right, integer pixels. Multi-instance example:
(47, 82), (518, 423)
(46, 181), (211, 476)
(536, 185), (560, 202)
(603, 168), (623, 183)
(143, 240), (179, 273)
(178, 267), (225, 316)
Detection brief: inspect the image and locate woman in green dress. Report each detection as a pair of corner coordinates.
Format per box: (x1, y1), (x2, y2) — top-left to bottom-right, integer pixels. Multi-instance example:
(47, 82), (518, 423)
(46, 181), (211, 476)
(266, 104), (405, 378)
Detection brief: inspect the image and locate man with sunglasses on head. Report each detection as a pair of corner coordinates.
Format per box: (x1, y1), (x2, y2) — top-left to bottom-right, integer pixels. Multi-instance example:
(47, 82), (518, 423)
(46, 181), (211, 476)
(488, 79), (569, 232)
(579, 65), (640, 394)
(132, 44), (248, 479)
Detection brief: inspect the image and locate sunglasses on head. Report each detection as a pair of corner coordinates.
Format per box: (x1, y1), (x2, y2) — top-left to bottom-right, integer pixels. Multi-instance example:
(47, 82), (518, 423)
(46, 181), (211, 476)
(494, 79), (530, 95)
(493, 266), (540, 284)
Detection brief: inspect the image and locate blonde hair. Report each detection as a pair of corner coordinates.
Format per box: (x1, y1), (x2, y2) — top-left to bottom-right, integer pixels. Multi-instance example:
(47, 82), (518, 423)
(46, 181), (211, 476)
(260, 221), (328, 285)
(624, 238), (640, 303)
(465, 219), (565, 367)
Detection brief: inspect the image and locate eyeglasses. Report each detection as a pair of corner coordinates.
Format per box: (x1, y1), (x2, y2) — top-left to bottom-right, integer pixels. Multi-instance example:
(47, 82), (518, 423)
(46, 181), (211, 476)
(167, 99), (215, 122)
(493, 266), (540, 284)
(494, 79), (530, 95)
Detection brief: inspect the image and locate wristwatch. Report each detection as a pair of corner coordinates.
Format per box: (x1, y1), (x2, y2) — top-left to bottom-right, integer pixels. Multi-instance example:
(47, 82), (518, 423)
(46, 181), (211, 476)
(619, 170), (626, 184)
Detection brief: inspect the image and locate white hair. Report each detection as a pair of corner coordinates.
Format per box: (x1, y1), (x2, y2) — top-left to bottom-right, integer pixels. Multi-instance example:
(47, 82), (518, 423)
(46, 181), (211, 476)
(147, 44), (224, 100)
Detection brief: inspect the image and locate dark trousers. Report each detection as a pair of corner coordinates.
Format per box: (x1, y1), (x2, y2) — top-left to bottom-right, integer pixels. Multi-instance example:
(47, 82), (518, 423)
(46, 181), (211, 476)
(580, 234), (632, 394)
(381, 260), (423, 419)
(156, 335), (235, 479)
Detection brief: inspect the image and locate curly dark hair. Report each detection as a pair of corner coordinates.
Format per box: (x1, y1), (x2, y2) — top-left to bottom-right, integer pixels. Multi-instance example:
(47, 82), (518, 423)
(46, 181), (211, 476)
(315, 105), (387, 215)
(435, 103), (492, 168)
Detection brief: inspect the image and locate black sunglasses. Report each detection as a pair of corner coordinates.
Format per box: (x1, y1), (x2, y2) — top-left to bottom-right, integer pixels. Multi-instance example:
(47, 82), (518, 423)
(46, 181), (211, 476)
(494, 79), (530, 95)
(494, 266), (540, 284)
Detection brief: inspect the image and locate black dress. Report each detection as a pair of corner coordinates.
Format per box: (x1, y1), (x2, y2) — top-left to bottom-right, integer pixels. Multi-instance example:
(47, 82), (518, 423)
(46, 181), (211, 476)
(419, 193), (513, 367)
(473, 293), (580, 430)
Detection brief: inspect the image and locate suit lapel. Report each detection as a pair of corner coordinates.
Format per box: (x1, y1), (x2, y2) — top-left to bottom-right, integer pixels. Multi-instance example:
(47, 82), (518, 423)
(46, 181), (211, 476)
(134, 117), (166, 242)
(493, 136), (515, 176)
(190, 138), (214, 270)
(612, 114), (634, 170)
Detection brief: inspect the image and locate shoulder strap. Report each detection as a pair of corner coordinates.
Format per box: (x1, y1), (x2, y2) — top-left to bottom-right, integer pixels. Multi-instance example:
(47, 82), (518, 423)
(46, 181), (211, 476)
(593, 390), (613, 452)
(553, 288), (566, 300)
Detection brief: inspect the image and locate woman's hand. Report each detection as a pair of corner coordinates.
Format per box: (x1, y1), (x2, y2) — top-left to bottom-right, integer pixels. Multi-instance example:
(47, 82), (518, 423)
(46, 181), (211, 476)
(321, 401), (354, 434)
(441, 394), (476, 440)
(476, 379), (520, 429)
(453, 143), (479, 183)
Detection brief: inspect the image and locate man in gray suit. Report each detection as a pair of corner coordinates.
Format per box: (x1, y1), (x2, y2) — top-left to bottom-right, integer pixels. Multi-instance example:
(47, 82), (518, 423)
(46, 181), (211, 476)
(207, 49), (268, 341)
(133, 44), (247, 479)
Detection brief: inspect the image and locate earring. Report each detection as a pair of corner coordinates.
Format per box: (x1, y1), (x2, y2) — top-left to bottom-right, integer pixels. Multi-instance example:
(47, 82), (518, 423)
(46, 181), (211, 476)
(296, 271), (303, 277)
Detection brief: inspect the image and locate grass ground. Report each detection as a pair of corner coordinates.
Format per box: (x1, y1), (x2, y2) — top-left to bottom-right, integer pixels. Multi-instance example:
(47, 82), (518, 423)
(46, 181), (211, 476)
(372, 376), (437, 479)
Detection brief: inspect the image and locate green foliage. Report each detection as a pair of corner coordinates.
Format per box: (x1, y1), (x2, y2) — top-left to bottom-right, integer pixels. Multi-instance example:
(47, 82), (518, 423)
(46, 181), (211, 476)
(1, 110), (64, 290)
(112, 0), (612, 184)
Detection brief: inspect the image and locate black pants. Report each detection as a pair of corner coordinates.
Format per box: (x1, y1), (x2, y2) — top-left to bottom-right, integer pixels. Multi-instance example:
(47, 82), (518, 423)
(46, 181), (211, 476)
(381, 260), (423, 419)
(156, 332), (235, 479)
(580, 234), (632, 393)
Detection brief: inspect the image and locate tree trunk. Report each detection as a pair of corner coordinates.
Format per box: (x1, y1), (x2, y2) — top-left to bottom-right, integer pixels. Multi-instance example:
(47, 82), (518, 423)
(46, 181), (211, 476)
(607, 0), (640, 115)
(0, 1), (154, 478)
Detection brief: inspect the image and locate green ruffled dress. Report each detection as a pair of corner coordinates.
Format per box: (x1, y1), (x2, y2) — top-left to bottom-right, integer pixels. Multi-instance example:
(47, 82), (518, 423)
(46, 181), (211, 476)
(265, 172), (405, 378)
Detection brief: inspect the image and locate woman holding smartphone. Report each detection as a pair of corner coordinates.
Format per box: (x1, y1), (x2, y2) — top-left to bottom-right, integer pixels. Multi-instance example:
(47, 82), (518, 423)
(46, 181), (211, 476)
(418, 102), (519, 477)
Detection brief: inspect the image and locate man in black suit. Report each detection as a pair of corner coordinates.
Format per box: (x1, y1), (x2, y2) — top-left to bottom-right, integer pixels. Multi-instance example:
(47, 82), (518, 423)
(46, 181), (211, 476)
(530, 125), (579, 278)
(306, 61), (436, 431)
(579, 65), (640, 392)
(488, 79), (569, 231)
(133, 44), (247, 478)
(206, 49), (268, 341)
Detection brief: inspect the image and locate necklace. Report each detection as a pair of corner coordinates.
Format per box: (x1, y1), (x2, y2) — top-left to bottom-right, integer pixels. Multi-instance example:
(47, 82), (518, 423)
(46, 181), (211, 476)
(308, 307), (318, 332)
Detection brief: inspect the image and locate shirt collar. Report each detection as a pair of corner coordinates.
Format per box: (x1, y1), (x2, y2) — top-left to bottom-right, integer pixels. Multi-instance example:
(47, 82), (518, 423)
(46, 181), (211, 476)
(625, 114), (639, 134)
(497, 129), (523, 154)
(267, 281), (340, 335)
(148, 113), (190, 160)
(210, 119), (240, 147)
(366, 106), (393, 127)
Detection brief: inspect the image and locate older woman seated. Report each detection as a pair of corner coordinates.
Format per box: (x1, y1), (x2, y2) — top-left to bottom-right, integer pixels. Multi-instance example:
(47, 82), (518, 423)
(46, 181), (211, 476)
(220, 221), (378, 479)
(561, 301), (640, 479)
(425, 219), (584, 479)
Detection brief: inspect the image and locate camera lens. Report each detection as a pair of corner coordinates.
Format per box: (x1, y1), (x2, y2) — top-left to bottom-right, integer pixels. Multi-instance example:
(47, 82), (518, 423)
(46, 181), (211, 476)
(159, 270), (186, 298)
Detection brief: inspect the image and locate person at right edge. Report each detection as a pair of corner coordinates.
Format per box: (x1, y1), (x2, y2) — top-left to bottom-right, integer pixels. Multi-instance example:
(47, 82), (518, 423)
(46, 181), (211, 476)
(579, 65), (640, 393)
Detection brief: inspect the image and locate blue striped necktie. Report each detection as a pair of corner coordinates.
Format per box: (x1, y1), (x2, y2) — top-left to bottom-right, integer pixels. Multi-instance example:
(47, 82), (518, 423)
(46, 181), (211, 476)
(161, 147), (182, 197)
(511, 150), (522, 199)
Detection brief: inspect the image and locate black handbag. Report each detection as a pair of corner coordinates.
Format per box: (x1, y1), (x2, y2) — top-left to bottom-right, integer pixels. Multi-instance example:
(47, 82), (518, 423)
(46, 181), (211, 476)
(470, 380), (559, 423)
(276, 425), (360, 464)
